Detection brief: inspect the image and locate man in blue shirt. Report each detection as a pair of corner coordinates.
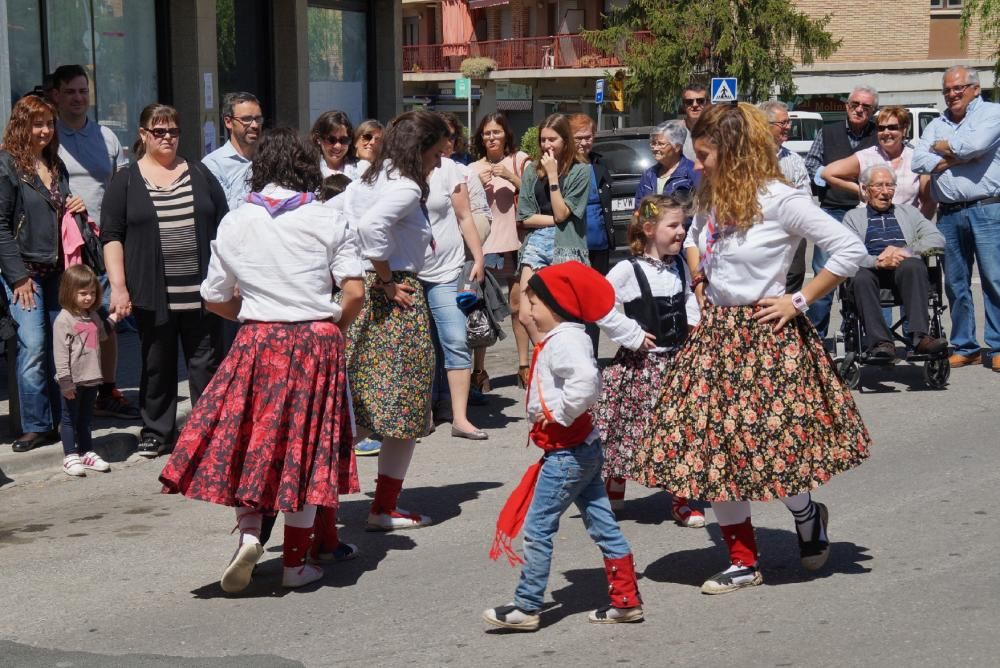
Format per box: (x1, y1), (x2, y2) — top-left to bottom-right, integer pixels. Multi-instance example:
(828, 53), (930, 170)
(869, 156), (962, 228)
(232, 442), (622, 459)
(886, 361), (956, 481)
(912, 65), (1000, 371)
(203, 92), (262, 210)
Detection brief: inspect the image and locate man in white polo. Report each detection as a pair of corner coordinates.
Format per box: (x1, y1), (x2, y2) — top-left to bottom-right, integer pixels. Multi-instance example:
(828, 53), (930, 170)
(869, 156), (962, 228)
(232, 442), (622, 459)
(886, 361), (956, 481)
(52, 64), (137, 420)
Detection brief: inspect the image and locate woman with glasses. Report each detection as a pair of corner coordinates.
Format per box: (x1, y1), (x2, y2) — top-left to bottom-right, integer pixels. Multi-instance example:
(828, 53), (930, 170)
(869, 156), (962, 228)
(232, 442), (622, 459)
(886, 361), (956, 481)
(821, 106), (934, 219)
(353, 119), (383, 163)
(311, 110), (368, 180)
(633, 121), (699, 207)
(100, 103), (228, 458)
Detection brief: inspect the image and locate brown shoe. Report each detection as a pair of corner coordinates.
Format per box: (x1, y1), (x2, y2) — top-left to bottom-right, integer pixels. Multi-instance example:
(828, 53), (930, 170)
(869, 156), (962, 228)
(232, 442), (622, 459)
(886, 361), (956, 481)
(471, 369), (491, 393)
(914, 335), (948, 356)
(517, 365), (530, 389)
(949, 351), (982, 368)
(992, 355), (1000, 373)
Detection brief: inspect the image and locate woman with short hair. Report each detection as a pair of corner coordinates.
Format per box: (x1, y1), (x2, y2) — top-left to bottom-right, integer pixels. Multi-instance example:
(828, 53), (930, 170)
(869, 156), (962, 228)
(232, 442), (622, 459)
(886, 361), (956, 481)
(633, 120), (699, 205)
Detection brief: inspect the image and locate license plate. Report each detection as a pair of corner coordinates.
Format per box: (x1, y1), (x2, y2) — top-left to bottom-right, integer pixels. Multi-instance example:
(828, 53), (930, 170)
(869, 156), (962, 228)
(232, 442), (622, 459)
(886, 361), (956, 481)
(612, 197), (634, 212)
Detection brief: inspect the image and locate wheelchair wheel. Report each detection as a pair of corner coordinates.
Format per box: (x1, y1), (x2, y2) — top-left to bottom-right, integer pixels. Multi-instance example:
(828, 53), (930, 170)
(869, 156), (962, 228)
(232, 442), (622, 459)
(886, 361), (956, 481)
(836, 353), (862, 390)
(924, 358), (950, 389)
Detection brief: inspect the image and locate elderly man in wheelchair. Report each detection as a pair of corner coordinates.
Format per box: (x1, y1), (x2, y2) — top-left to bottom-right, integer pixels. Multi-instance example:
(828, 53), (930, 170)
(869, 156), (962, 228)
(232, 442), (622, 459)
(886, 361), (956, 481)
(842, 164), (949, 363)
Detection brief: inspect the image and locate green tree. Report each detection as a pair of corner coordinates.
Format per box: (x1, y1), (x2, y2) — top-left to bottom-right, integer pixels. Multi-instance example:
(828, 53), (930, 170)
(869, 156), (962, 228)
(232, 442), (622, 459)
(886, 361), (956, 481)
(584, 0), (840, 110)
(961, 0), (1000, 81)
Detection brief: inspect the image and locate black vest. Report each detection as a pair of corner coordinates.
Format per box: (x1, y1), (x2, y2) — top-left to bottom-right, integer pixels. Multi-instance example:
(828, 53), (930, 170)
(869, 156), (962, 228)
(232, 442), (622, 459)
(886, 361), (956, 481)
(622, 256), (688, 350)
(819, 121), (877, 210)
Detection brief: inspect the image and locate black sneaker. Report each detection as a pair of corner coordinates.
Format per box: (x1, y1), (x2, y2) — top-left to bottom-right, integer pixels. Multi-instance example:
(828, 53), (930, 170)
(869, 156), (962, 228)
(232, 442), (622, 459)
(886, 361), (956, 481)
(797, 502), (830, 571)
(701, 564), (764, 594)
(136, 436), (165, 458)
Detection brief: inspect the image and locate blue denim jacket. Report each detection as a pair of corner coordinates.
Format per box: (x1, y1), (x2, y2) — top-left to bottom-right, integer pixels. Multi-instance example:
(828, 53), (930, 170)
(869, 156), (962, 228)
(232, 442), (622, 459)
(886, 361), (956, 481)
(633, 156), (700, 205)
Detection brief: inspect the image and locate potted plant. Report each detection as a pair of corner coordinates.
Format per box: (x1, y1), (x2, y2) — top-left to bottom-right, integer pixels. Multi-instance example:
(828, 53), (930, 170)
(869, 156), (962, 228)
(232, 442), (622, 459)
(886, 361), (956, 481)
(460, 57), (497, 79)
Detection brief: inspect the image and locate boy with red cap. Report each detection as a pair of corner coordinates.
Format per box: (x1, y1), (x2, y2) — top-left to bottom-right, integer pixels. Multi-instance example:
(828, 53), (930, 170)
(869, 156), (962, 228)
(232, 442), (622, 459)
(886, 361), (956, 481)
(483, 261), (643, 632)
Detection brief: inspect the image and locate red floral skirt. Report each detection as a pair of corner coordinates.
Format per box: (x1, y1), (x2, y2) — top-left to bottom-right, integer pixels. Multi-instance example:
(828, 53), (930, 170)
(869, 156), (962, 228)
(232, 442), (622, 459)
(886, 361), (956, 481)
(159, 321), (359, 512)
(635, 305), (872, 502)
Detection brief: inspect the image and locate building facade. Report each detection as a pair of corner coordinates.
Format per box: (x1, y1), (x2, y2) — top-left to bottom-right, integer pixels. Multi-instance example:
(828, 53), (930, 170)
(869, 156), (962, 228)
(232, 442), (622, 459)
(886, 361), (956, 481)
(1, 0), (403, 160)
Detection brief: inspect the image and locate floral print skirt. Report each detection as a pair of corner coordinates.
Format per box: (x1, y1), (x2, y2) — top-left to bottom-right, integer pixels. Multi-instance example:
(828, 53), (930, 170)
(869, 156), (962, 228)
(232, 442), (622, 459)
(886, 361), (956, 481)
(595, 348), (676, 483)
(635, 305), (871, 502)
(346, 272), (434, 439)
(159, 321), (359, 513)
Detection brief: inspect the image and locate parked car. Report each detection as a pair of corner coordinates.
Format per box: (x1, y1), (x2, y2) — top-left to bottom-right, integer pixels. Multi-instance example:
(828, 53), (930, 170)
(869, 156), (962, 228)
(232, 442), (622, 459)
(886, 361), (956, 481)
(785, 111), (824, 158)
(906, 107), (940, 143)
(593, 125), (658, 248)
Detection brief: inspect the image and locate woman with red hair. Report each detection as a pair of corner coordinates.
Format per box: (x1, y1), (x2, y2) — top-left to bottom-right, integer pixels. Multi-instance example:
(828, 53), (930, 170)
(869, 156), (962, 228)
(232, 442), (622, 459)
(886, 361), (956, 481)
(0, 95), (86, 452)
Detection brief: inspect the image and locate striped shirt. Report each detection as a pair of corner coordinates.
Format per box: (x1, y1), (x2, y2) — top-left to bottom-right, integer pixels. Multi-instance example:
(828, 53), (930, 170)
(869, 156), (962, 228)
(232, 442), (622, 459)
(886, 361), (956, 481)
(864, 205), (907, 257)
(145, 170), (202, 311)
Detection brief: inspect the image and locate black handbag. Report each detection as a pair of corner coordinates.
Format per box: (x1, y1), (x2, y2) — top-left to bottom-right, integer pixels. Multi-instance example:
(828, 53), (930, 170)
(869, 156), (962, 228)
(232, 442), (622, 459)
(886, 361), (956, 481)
(73, 212), (105, 275)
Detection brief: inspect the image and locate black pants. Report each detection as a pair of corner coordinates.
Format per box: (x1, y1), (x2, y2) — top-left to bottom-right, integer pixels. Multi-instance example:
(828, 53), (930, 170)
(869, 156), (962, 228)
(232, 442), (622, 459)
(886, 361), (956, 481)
(786, 239), (807, 294)
(134, 308), (223, 444)
(586, 249), (611, 355)
(851, 257), (929, 348)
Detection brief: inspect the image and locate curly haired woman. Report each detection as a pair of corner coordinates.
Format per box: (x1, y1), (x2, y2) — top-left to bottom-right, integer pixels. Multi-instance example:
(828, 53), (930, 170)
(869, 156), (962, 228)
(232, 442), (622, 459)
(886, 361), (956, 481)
(636, 103), (873, 595)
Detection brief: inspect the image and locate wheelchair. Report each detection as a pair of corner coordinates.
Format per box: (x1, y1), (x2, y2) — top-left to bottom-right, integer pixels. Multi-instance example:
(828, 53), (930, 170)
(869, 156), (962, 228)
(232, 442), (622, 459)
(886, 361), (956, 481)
(832, 253), (950, 390)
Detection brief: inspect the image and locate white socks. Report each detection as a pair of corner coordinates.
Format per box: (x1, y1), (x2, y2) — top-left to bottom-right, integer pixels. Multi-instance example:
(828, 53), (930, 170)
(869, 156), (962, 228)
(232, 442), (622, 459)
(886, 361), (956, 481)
(377, 438), (416, 479)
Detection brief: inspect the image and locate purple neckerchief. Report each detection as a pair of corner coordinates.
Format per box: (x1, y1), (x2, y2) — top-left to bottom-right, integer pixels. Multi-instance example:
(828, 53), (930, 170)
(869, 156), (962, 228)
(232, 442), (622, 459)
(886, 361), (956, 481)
(245, 191), (315, 216)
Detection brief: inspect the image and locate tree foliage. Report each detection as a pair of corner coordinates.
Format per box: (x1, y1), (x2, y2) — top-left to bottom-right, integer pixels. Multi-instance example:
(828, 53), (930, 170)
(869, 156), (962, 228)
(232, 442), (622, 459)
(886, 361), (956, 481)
(584, 0), (841, 111)
(961, 0), (1000, 81)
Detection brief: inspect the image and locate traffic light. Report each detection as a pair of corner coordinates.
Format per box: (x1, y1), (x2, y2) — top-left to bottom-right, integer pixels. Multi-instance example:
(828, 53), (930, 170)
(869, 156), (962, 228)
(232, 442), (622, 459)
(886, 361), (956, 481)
(609, 71), (625, 113)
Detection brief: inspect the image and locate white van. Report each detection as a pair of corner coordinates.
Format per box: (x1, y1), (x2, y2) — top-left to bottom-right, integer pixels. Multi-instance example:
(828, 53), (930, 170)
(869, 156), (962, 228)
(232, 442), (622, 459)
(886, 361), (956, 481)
(786, 111), (824, 158)
(905, 107), (940, 143)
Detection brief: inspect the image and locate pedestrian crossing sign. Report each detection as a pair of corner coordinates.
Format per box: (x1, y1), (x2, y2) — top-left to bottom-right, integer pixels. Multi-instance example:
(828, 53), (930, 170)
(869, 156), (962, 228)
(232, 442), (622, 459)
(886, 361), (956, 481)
(711, 77), (738, 104)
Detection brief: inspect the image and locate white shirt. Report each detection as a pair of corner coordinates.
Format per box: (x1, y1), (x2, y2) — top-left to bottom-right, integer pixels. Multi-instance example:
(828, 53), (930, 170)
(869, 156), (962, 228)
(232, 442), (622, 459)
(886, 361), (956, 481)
(777, 145), (810, 194)
(320, 159), (369, 181)
(201, 184), (363, 322)
(526, 322), (600, 441)
(684, 181), (868, 306)
(606, 256), (701, 352)
(419, 157), (468, 284)
(340, 163), (432, 273)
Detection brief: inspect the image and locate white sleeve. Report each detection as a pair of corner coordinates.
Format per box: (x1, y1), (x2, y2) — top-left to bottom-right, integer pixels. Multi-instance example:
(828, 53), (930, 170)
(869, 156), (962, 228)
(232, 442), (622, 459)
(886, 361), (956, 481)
(605, 261), (634, 307)
(327, 213), (365, 287)
(355, 178), (422, 262)
(200, 216), (239, 303)
(595, 308), (646, 351)
(546, 335), (601, 426)
(681, 263), (701, 325)
(778, 189), (868, 279)
(685, 213), (707, 251)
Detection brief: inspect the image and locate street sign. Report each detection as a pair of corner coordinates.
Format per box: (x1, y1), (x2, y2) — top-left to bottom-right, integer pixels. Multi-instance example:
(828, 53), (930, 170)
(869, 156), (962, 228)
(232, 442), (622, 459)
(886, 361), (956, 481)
(455, 77), (471, 99)
(711, 77), (738, 104)
(595, 78), (605, 105)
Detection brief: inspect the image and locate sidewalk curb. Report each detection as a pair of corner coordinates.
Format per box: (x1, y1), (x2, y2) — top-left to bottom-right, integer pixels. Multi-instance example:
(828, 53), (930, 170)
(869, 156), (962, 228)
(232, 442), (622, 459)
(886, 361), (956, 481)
(0, 425), (143, 487)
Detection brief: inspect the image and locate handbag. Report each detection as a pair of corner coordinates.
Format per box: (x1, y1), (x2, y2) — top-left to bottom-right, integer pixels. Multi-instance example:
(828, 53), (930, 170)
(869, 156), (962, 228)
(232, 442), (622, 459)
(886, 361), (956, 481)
(72, 212), (106, 275)
(466, 305), (497, 349)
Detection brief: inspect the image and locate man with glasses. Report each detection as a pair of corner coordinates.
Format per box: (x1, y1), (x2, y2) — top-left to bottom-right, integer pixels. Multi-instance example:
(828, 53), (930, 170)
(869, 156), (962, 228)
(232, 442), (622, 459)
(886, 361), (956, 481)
(913, 66), (1000, 371)
(759, 100), (810, 293)
(203, 92), (263, 210)
(804, 85), (880, 338)
(52, 64), (139, 421)
(680, 83), (709, 161)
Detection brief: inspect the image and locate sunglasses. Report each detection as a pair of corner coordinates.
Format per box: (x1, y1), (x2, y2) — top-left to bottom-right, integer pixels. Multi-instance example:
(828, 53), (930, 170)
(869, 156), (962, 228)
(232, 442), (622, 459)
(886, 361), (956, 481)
(360, 133), (378, 142)
(682, 97), (707, 107)
(769, 120), (792, 128)
(877, 123), (901, 132)
(847, 100), (874, 112)
(322, 135), (351, 146)
(143, 127), (180, 139)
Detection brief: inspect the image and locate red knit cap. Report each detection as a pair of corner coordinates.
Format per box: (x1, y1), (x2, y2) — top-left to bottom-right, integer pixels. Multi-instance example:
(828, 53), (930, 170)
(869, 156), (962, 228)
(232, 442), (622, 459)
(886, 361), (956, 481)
(527, 261), (616, 324)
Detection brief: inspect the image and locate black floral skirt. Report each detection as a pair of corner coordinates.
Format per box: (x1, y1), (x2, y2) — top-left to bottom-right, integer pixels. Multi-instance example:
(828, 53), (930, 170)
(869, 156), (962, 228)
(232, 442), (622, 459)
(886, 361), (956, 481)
(634, 305), (872, 502)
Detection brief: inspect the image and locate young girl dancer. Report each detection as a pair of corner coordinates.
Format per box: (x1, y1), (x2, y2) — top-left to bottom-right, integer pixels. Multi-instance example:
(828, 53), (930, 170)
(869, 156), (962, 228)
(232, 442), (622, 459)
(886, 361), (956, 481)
(485, 262), (644, 631)
(596, 195), (704, 528)
(53, 265), (115, 476)
(159, 128), (365, 593)
(636, 103), (872, 595)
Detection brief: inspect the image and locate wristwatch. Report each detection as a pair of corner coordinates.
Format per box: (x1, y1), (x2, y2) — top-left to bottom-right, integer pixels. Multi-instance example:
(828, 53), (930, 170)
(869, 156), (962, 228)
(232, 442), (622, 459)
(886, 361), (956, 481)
(791, 291), (809, 313)
(549, 184), (560, 192)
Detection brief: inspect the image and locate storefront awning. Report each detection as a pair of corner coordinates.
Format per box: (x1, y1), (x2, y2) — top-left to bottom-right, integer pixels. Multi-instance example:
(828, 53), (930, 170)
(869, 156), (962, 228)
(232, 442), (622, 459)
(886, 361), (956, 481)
(469, 0), (510, 9)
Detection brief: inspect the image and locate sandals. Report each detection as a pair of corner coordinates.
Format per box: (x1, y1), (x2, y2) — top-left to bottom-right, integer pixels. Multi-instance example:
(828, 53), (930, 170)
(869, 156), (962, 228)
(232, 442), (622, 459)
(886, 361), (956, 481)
(517, 365), (530, 389)
(471, 369), (491, 392)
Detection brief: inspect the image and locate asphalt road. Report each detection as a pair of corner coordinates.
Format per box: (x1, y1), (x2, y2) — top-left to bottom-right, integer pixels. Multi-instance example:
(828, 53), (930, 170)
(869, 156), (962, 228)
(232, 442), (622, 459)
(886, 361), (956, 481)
(1, 290), (998, 667)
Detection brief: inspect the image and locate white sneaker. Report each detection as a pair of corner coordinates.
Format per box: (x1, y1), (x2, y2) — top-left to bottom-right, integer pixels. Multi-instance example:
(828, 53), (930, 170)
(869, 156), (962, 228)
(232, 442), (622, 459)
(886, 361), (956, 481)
(366, 508), (431, 531)
(63, 454), (86, 477)
(282, 563), (324, 588)
(220, 541), (263, 594)
(482, 603), (540, 631)
(588, 605), (644, 624)
(81, 451), (110, 472)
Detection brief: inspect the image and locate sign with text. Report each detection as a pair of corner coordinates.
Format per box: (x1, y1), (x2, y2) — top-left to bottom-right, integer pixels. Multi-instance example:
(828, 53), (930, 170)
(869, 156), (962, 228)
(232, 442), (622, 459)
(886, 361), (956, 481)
(595, 78), (605, 105)
(455, 77), (472, 99)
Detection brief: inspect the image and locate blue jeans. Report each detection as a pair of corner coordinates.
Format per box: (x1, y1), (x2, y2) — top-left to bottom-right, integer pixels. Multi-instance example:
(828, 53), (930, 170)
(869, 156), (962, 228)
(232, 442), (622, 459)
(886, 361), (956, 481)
(938, 201), (1000, 357)
(3, 272), (62, 432)
(514, 439), (632, 613)
(806, 207), (849, 338)
(422, 280), (471, 403)
(60, 385), (98, 456)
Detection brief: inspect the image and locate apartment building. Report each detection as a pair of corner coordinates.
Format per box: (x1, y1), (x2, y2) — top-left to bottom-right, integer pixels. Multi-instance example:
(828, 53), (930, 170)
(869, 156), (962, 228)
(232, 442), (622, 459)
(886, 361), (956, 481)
(402, 0), (996, 135)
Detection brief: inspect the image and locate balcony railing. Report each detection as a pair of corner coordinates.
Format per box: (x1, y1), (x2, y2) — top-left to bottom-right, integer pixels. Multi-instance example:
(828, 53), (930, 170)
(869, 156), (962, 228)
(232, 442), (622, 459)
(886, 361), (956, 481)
(403, 32), (652, 74)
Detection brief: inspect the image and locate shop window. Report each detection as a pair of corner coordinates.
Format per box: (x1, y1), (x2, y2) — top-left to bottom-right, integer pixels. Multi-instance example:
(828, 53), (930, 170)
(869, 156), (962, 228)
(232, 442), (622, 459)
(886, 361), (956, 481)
(308, 4), (368, 124)
(6, 1), (43, 106)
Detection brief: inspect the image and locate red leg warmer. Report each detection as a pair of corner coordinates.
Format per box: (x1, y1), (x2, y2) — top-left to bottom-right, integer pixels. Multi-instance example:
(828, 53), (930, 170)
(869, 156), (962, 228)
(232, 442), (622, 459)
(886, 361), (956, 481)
(605, 477), (626, 502)
(283, 525), (315, 568)
(310, 508), (341, 559)
(604, 553), (642, 609)
(371, 474), (404, 515)
(720, 519), (758, 567)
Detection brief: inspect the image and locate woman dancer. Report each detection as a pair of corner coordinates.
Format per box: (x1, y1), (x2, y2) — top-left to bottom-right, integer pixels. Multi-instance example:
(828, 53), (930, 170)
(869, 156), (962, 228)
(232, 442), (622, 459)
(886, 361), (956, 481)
(159, 128), (364, 592)
(638, 103), (872, 594)
(339, 110), (452, 531)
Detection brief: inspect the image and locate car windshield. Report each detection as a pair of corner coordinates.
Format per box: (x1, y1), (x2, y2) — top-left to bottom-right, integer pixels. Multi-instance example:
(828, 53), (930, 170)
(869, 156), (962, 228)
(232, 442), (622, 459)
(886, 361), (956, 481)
(594, 137), (656, 177)
(789, 118), (822, 142)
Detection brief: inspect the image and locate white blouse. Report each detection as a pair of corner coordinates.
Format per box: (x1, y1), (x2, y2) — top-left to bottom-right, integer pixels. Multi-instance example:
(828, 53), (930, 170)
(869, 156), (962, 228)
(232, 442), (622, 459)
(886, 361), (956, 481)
(419, 157), (468, 284)
(320, 158), (369, 181)
(340, 163), (432, 273)
(201, 184), (363, 323)
(685, 181), (868, 306)
(606, 256), (701, 352)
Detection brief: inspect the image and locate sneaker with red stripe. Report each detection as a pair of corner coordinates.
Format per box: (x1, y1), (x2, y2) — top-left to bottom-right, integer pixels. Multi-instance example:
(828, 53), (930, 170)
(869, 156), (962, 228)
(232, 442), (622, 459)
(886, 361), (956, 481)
(366, 508), (431, 531)
(671, 497), (706, 528)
